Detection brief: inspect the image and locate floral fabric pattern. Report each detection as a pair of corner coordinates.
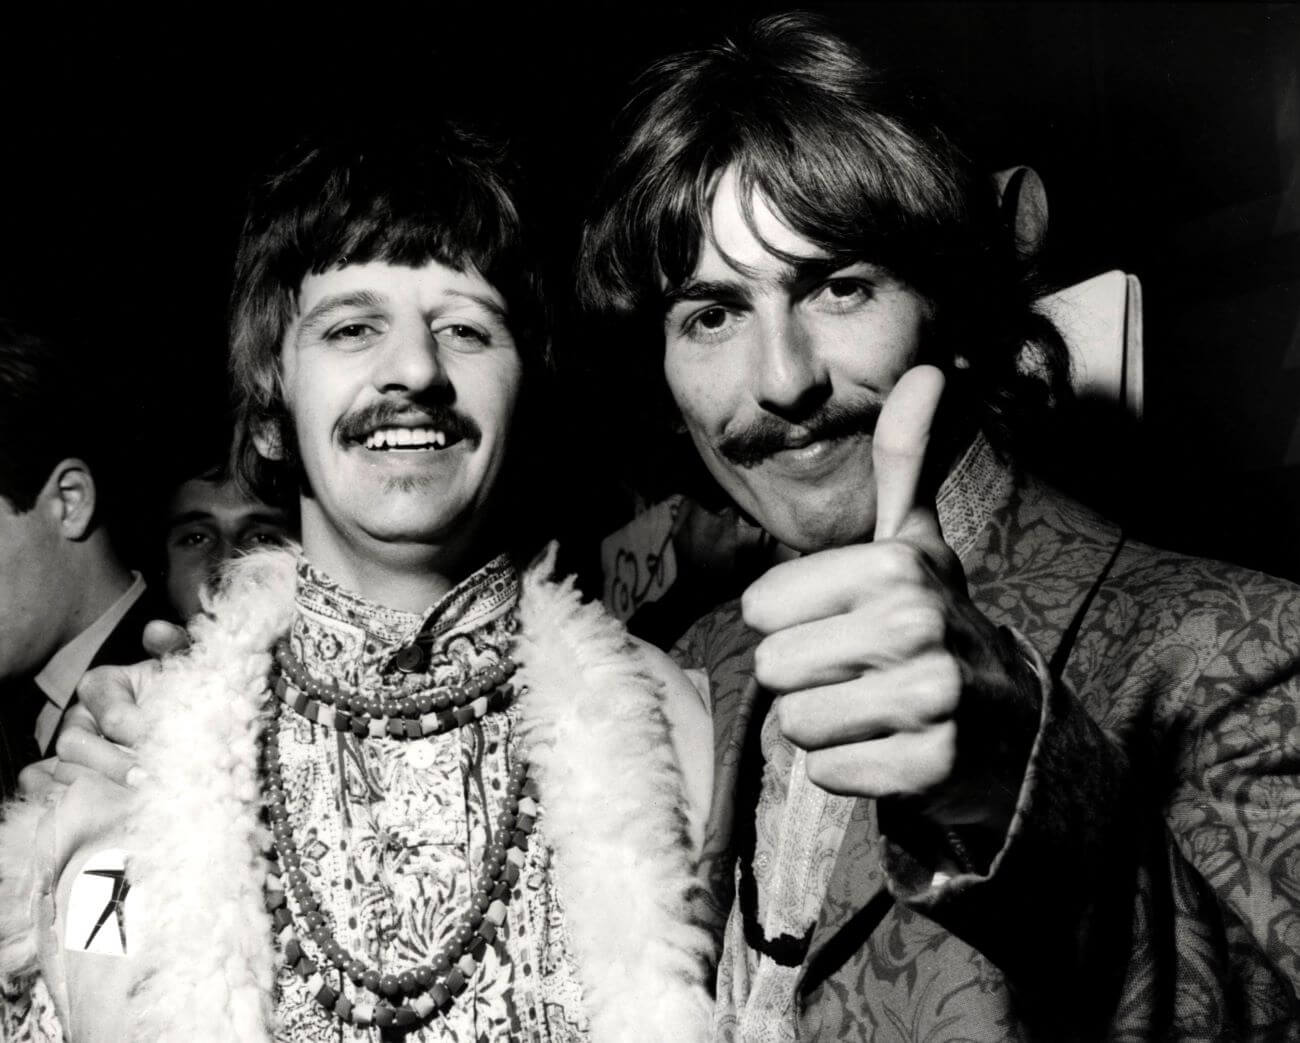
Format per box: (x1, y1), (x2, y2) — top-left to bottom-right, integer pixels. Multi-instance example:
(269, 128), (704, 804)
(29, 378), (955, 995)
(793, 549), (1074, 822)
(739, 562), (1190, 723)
(275, 555), (587, 1042)
(679, 438), (1300, 1041)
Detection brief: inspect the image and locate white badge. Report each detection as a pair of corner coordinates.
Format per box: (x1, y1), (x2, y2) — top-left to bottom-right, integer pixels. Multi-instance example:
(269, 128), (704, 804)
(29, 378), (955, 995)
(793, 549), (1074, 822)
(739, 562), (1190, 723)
(65, 849), (131, 956)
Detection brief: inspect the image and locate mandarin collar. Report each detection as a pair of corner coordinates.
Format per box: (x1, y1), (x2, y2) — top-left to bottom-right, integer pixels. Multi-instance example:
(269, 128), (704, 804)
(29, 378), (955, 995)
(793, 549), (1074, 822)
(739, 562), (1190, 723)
(293, 552), (519, 674)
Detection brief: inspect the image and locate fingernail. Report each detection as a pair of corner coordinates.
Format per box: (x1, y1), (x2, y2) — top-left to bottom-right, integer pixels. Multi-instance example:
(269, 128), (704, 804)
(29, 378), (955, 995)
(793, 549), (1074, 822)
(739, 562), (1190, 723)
(126, 766), (150, 789)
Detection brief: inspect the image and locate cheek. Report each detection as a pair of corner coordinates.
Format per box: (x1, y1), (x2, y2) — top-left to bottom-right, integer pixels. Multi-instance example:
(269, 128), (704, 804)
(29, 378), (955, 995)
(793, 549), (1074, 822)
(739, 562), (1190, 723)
(665, 353), (732, 437)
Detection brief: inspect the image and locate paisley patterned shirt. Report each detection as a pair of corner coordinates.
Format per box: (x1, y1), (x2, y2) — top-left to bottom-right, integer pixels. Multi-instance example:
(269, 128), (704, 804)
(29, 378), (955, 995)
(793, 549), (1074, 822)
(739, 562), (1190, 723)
(274, 555), (588, 1042)
(707, 434), (1014, 1041)
(682, 434), (1300, 1041)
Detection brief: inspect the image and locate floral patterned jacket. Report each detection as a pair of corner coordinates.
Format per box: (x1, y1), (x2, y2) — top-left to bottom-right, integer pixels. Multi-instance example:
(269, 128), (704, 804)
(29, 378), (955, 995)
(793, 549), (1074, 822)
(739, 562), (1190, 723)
(678, 450), (1300, 1041)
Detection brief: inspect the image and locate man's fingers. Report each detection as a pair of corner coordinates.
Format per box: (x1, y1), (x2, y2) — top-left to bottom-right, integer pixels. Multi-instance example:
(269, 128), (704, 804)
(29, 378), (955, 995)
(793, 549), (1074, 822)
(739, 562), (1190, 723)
(53, 724), (141, 788)
(872, 365), (946, 541)
(143, 619), (189, 659)
(17, 758), (65, 804)
(743, 536), (938, 633)
(753, 593), (948, 688)
(804, 722), (958, 798)
(772, 654), (962, 748)
(75, 661), (152, 747)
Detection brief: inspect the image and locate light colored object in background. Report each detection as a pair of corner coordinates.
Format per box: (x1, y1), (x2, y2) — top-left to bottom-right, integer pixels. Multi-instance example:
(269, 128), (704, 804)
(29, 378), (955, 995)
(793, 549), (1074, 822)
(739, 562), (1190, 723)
(1037, 270), (1145, 419)
(601, 496), (681, 622)
(994, 166), (1050, 260)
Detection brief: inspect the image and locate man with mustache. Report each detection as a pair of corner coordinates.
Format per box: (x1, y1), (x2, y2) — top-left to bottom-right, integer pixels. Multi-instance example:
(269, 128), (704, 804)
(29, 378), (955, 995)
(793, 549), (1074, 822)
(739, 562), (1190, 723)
(576, 13), (1300, 1041)
(0, 122), (713, 1040)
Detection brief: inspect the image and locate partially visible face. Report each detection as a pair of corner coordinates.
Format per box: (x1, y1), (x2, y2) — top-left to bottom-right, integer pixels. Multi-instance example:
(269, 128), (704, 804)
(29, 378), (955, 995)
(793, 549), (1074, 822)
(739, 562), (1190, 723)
(274, 259), (523, 580)
(0, 489), (67, 680)
(163, 477), (290, 620)
(662, 167), (930, 552)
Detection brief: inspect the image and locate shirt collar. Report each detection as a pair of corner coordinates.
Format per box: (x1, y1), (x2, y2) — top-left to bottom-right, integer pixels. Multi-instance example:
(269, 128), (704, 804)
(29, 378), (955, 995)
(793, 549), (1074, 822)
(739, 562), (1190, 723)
(35, 571), (146, 711)
(292, 553), (520, 684)
(935, 431), (1016, 563)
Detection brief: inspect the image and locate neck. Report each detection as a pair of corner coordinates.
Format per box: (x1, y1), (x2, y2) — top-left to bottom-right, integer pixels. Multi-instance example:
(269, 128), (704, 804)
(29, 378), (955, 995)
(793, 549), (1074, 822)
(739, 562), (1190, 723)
(59, 537), (134, 646)
(299, 521), (492, 615)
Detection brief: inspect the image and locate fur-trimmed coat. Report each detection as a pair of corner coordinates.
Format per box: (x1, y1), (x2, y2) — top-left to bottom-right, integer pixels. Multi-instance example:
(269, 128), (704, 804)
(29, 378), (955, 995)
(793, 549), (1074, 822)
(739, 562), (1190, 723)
(0, 549), (715, 1042)
(681, 466), (1300, 1041)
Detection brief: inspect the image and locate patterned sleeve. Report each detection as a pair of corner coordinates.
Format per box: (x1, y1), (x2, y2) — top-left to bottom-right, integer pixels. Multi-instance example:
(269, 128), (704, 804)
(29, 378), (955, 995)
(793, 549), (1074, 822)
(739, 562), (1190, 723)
(885, 557), (1300, 1037)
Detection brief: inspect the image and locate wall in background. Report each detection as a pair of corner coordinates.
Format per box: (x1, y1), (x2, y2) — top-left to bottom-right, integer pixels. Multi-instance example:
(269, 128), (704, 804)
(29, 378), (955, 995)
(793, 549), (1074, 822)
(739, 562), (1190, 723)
(2, 3), (1296, 578)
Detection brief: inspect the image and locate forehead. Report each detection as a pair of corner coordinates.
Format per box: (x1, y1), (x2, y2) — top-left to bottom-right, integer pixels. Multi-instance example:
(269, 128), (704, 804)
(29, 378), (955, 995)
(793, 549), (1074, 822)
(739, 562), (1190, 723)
(294, 259), (509, 316)
(168, 477), (276, 521)
(702, 166), (828, 278)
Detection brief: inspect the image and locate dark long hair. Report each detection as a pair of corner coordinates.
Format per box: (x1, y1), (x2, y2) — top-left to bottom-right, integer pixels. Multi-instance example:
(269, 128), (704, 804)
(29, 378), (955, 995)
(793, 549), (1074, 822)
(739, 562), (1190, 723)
(576, 12), (1069, 497)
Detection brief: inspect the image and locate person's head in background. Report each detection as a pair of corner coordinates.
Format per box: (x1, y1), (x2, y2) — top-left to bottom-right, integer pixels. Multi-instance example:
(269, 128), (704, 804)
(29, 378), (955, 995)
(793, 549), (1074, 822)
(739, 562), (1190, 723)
(157, 419), (293, 621)
(0, 317), (135, 680)
(577, 12), (1071, 552)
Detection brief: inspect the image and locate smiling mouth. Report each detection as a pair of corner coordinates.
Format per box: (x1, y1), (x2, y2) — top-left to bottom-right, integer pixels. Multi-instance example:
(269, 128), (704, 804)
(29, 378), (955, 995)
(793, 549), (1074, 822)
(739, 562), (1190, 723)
(360, 426), (463, 451)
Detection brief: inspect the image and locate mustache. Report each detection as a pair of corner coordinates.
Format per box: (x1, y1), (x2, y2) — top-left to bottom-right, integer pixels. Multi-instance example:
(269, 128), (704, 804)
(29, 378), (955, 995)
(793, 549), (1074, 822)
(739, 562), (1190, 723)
(718, 399), (882, 468)
(337, 399), (481, 445)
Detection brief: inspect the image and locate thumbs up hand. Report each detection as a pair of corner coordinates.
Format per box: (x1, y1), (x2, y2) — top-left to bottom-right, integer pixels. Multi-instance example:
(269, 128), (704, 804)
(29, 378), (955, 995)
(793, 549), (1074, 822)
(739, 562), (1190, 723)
(742, 365), (1039, 836)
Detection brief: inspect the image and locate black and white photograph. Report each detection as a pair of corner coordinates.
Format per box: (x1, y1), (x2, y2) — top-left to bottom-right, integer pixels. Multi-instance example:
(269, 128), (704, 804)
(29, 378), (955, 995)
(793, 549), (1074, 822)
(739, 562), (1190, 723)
(0, 3), (1297, 1040)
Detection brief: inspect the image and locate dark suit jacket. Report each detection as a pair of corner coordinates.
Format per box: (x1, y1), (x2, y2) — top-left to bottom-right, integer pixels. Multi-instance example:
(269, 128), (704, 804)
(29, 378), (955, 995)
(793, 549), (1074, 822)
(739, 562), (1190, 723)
(678, 472), (1300, 1041)
(0, 582), (162, 797)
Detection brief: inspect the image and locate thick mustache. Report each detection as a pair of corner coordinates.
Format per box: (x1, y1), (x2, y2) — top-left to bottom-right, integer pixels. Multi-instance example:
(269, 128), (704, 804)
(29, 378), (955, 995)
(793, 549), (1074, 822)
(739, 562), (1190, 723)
(719, 400), (881, 468)
(337, 401), (481, 445)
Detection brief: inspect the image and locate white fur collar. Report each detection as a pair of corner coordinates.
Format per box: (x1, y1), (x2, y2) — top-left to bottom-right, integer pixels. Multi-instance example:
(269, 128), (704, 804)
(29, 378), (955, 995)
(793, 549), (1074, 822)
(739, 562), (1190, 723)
(120, 545), (710, 1041)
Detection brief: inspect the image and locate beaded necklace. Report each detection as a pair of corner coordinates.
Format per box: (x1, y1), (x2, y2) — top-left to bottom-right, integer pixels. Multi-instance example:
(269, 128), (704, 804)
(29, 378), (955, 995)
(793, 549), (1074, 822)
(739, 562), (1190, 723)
(263, 641), (535, 1030)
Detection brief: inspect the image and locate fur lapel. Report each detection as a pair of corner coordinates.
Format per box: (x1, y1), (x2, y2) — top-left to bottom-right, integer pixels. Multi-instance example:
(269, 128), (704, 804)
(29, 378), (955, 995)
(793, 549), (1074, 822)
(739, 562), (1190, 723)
(120, 545), (709, 1041)
(515, 547), (712, 1040)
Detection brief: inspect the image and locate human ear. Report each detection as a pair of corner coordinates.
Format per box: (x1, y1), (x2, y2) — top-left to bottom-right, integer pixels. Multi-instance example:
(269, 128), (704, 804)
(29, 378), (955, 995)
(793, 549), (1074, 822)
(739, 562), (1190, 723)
(49, 459), (97, 540)
(252, 418), (284, 461)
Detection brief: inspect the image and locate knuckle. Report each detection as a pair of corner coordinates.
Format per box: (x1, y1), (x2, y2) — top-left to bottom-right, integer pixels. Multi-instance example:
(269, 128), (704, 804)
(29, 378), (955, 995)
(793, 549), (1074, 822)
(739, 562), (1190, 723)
(926, 721), (959, 779)
(751, 637), (784, 688)
(98, 704), (130, 740)
(878, 541), (925, 585)
(907, 599), (947, 646)
(920, 653), (963, 716)
(53, 729), (81, 762)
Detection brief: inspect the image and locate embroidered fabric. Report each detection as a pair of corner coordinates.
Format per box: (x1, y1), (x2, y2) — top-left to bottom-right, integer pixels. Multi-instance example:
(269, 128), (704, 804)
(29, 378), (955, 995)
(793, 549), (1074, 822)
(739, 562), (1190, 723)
(714, 435), (1017, 1041)
(275, 555), (588, 1042)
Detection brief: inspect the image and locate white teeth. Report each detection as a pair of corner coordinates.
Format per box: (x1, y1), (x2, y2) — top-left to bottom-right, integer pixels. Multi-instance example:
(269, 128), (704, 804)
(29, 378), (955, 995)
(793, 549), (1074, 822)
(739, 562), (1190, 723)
(363, 426), (451, 450)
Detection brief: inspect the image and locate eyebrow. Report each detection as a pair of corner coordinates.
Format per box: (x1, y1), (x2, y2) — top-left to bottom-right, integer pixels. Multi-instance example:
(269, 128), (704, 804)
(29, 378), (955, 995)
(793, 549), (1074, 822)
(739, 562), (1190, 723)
(167, 509), (286, 530)
(166, 510), (216, 529)
(661, 257), (862, 314)
(441, 288), (508, 322)
(296, 290), (389, 336)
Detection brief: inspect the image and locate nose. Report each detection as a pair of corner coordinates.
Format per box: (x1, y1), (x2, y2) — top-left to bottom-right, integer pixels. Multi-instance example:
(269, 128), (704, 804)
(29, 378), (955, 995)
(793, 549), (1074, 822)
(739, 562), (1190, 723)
(752, 309), (830, 419)
(374, 322), (447, 395)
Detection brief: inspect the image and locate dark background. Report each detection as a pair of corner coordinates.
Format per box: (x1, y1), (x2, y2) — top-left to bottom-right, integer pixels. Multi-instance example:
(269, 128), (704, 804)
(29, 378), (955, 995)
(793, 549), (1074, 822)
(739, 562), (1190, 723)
(3, 3), (1298, 580)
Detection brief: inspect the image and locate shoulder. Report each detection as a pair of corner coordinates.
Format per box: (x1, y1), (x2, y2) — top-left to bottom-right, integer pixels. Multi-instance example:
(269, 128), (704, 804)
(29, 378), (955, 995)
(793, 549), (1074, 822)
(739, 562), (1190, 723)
(627, 637), (713, 853)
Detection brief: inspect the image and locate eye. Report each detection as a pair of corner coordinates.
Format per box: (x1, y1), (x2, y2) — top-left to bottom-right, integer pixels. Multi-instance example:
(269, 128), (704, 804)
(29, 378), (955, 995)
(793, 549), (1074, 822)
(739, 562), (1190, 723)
(813, 278), (874, 310)
(682, 305), (737, 341)
(241, 528), (286, 550)
(325, 320), (381, 343)
(436, 323), (490, 346)
(172, 530), (211, 550)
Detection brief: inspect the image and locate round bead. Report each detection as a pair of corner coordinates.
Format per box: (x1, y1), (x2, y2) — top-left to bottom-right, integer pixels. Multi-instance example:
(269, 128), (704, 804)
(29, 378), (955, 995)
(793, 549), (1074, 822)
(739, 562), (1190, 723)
(379, 974), (400, 998)
(414, 965), (435, 987)
(432, 952), (451, 973)
(362, 969), (381, 992)
(398, 970), (417, 994)
(416, 693), (434, 713)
